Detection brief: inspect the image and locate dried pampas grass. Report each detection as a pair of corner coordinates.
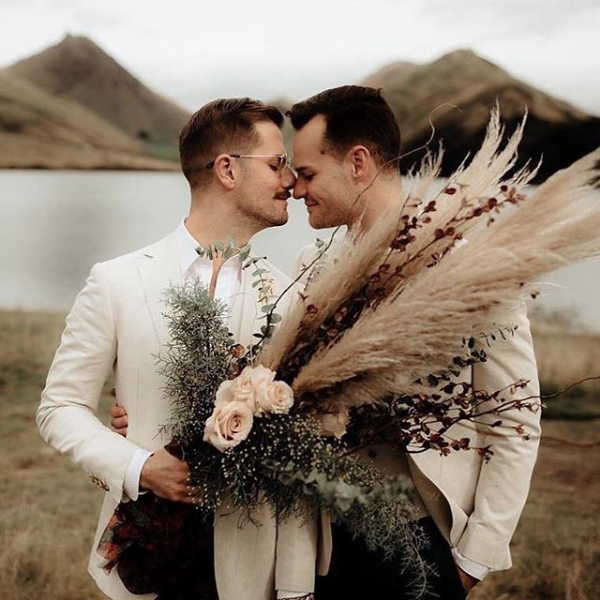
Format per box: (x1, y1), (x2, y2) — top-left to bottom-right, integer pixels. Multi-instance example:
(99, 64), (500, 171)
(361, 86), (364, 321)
(258, 107), (599, 414)
(262, 109), (537, 375)
(291, 147), (600, 406)
(260, 191), (401, 371)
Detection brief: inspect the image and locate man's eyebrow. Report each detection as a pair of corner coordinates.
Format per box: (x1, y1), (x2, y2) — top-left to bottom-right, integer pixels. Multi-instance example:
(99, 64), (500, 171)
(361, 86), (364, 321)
(294, 165), (310, 174)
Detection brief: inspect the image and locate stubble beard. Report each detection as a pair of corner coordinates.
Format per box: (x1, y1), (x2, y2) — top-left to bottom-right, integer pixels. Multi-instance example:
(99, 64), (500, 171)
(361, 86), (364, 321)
(243, 198), (289, 232)
(308, 203), (348, 230)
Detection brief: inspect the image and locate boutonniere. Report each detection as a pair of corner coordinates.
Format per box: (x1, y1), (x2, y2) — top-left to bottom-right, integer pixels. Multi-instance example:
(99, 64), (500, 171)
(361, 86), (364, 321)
(196, 238), (283, 358)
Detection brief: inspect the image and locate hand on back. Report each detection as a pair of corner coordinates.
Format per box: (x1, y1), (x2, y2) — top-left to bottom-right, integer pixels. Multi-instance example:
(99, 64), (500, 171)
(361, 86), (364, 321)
(109, 392), (128, 437)
(109, 404), (129, 437)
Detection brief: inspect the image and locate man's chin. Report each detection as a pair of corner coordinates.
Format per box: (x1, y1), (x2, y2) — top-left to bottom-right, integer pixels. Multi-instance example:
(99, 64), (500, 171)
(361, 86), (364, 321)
(270, 211), (289, 227)
(308, 212), (337, 230)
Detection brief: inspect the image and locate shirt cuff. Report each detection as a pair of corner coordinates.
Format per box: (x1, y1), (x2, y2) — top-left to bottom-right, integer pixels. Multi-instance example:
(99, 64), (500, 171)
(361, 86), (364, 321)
(451, 547), (491, 581)
(123, 448), (153, 501)
(277, 591), (311, 599)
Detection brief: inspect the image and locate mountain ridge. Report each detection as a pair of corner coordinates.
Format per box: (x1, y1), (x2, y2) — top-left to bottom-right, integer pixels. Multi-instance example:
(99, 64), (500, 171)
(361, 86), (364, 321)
(360, 49), (600, 180)
(0, 68), (177, 170)
(8, 35), (190, 161)
(2, 38), (598, 175)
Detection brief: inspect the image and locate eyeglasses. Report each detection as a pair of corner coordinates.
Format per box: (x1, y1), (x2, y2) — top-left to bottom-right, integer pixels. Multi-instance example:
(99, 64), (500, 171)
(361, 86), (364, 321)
(205, 153), (291, 176)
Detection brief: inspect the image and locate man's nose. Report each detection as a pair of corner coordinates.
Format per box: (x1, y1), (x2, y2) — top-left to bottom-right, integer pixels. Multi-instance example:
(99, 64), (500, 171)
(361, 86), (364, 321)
(293, 179), (306, 200)
(281, 167), (297, 190)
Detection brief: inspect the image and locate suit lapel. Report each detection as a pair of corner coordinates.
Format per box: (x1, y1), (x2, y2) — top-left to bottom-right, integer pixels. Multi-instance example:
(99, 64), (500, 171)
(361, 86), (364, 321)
(237, 258), (288, 349)
(136, 231), (182, 348)
(230, 264), (260, 348)
(136, 237), (282, 351)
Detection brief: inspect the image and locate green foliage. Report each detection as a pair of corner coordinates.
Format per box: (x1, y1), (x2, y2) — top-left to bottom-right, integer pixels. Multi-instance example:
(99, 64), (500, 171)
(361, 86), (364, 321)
(159, 281), (234, 444)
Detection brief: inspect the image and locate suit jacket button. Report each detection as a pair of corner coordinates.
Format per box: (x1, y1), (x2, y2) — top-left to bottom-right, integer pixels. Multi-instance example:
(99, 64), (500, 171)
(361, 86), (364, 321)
(368, 449), (377, 459)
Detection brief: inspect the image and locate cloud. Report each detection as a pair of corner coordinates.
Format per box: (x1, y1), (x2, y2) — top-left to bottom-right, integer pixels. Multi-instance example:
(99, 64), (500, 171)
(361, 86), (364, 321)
(418, 0), (599, 38)
(0, 0), (598, 114)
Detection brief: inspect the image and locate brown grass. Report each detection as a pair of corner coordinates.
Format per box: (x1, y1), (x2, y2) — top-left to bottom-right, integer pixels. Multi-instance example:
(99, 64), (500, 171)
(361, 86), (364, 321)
(470, 418), (600, 600)
(0, 310), (598, 599)
(534, 330), (600, 394)
(0, 70), (179, 170)
(0, 311), (107, 600)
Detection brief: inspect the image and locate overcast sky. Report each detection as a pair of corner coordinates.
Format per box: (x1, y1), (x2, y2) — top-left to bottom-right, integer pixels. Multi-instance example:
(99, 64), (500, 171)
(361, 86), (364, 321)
(1, 0), (599, 114)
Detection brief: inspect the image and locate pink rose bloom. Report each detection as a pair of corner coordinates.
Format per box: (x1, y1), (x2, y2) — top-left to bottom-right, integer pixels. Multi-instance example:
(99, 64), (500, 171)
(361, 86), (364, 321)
(229, 365), (277, 410)
(230, 371), (256, 404)
(203, 401), (254, 452)
(256, 380), (294, 415)
(245, 364), (276, 390)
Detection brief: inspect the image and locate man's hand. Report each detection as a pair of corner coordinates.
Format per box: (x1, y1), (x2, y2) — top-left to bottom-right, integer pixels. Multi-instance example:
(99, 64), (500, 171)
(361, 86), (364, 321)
(109, 389), (128, 437)
(140, 448), (195, 503)
(456, 566), (478, 594)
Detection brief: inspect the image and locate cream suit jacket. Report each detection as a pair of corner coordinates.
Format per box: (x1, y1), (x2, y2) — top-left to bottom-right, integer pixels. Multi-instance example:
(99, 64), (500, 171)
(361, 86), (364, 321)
(293, 243), (541, 576)
(37, 229), (317, 600)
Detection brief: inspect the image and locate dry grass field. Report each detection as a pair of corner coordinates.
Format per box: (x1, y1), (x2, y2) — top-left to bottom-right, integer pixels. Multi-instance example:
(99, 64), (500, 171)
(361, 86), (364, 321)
(0, 310), (598, 600)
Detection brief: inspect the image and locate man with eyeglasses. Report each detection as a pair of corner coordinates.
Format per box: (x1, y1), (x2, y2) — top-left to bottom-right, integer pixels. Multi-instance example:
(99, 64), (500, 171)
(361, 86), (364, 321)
(37, 98), (318, 600)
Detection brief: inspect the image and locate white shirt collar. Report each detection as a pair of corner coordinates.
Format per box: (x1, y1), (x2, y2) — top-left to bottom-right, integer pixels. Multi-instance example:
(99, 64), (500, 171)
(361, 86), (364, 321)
(176, 219), (202, 276)
(175, 219), (242, 280)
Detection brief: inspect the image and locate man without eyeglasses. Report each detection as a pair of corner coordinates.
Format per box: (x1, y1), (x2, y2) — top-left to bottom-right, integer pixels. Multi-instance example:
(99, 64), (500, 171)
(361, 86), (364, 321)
(287, 86), (540, 600)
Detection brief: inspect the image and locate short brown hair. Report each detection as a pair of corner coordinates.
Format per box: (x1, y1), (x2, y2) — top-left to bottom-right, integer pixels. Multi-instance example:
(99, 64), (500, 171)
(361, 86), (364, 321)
(179, 98), (284, 189)
(287, 86), (401, 171)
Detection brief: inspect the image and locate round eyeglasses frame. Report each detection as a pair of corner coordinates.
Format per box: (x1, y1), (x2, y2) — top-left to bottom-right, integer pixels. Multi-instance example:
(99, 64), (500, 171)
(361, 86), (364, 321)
(205, 153), (291, 176)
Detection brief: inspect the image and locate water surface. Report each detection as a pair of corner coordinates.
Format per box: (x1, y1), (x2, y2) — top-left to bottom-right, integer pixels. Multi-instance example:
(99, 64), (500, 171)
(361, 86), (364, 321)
(1, 170), (598, 331)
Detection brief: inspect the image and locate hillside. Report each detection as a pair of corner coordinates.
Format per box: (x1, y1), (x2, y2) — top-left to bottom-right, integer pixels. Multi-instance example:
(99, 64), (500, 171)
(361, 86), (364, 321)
(8, 35), (190, 161)
(0, 69), (177, 170)
(362, 50), (600, 180)
(361, 60), (417, 90)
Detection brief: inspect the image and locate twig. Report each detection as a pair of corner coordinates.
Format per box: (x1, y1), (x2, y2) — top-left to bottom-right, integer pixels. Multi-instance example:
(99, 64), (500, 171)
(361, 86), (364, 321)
(541, 375), (600, 400)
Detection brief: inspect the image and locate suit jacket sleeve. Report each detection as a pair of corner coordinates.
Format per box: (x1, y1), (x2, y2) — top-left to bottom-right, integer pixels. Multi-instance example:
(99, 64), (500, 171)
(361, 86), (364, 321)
(37, 262), (141, 504)
(456, 302), (541, 569)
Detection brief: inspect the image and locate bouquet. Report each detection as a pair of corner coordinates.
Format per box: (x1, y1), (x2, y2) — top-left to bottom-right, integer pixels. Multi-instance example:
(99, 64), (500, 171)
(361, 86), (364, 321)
(99, 110), (600, 597)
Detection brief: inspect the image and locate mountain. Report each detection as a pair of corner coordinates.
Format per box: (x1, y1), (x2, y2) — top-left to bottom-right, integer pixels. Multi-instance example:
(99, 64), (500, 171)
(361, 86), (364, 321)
(8, 35), (190, 161)
(0, 69), (176, 170)
(362, 50), (600, 180)
(361, 61), (417, 90)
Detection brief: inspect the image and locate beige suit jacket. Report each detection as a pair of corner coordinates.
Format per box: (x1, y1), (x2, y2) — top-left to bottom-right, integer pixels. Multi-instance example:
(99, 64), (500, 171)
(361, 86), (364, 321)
(37, 229), (315, 600)
(294, 243), (541, 576)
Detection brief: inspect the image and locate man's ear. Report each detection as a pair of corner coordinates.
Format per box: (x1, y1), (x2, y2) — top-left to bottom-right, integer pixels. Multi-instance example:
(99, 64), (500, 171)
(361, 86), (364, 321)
(213, 154), (237, 190)
(347, 145), (372, 180)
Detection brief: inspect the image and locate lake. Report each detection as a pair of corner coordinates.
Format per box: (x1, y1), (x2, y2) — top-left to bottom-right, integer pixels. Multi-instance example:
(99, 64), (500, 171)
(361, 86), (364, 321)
(1, 170), (599, 331)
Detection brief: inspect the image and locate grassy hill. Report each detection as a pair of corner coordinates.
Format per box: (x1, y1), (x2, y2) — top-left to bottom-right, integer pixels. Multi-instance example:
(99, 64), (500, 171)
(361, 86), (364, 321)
(0, 69), (177, 170)
(361, 50), (600, 180)
(361, 60), (417, 90)
(8, 35), (191, 161)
